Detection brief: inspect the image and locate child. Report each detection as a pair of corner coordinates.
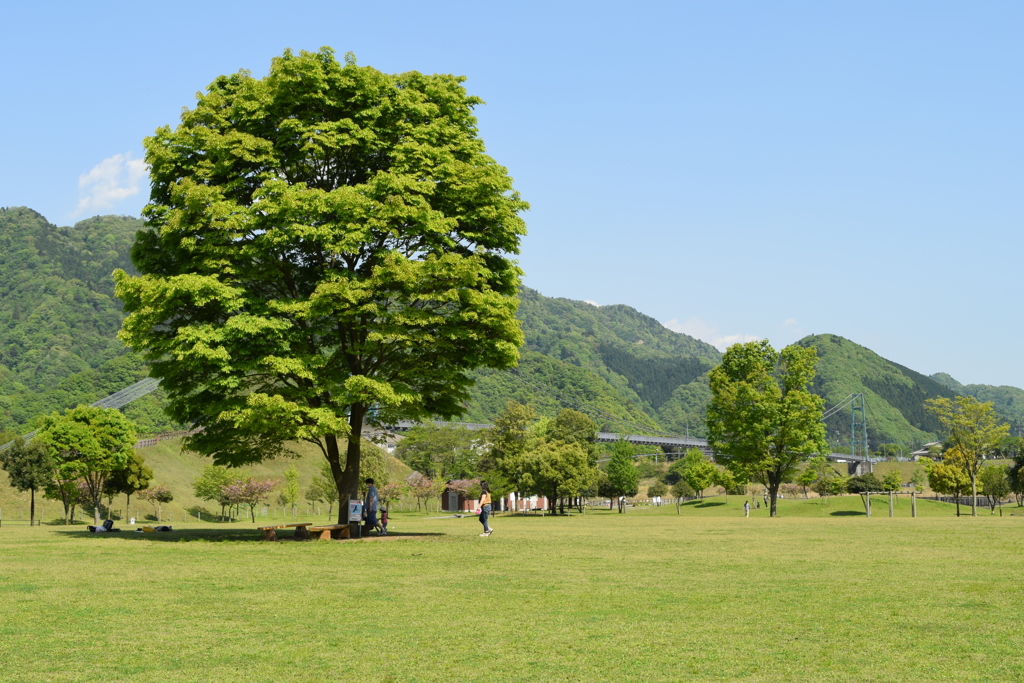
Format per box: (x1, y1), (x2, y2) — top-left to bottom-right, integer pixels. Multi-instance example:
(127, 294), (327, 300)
(379, 507), (388, 536)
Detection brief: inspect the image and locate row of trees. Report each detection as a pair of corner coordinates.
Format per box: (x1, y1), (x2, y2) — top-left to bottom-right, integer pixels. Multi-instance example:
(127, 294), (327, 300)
(0, 405), (175, 525)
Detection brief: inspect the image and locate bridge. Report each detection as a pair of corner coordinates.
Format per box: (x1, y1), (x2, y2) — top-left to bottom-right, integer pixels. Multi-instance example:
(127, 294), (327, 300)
(386, 420), (871, 474)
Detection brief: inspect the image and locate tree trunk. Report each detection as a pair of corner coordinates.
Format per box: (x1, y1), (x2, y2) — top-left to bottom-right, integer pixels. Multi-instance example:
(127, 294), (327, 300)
(767, 473), (782, 517)
(955, 494), (960, 517)
(336, 404), (367, 524)
(971, 476), (978, 517)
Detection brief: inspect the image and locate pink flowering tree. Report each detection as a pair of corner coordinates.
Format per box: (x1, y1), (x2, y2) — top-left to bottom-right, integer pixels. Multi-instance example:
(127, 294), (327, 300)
(379, 482), (405, 510)
(222, 478), (277, 522)
(448, 478), (481, 500)
(137, 485), (174, 522)
(406, 472), (434, 512)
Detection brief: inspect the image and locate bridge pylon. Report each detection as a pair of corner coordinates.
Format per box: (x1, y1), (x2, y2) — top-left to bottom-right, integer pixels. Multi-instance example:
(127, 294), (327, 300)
(850, 393), (870, 473)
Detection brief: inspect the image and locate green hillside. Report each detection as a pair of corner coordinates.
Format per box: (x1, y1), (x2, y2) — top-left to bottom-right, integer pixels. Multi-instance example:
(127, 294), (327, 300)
(796, 334), (956, 448)
(465, 349), (661, 430)
(931, 372), (1024, 434)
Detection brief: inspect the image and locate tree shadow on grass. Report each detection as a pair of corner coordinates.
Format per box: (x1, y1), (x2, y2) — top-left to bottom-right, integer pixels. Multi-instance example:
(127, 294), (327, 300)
(55, 529), (445, 543)
(829, 510), (865, 516)
(693, 501), (727, 508)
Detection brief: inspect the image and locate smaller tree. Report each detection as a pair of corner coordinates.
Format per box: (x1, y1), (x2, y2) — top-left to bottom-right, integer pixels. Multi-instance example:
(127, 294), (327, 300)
(0, 437), (53, 526)
(814, 474), (847, 499)
(846, 473), (883, 494)
(1006, 444), (1024, 506)
(926, 450), (971, 516)
(910, 465), (927, 493)
(671, 479), (695, 514)
(715, 468), (740, 502)
(926, 396), (1010, 517)
(137, 485), (173, 522)
(277, 464), (301, 515)
(680, 449), (717, 500)
(406, 472), (434, 512)
(193, 465), (235, 520)
(647, 481), (668, 500)
(222, 478), (276, 523)
(306, 462), (340, 516)
(104, 452), (153, 520)
(881, 470), (903, 493)
(605, 439), (639, 513)
(978, 464), (1010, 514)
(379, 482), (404, 510)
(796, 467), (817, 498)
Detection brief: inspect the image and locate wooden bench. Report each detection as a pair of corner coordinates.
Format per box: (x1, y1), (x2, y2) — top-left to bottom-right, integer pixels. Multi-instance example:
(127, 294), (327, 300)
(257, 523), (312, 541)
(309, 524), (352, 540)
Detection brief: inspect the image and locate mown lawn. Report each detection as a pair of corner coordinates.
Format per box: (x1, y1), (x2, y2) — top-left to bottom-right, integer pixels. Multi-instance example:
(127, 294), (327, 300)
(2, 499), (1023, 682)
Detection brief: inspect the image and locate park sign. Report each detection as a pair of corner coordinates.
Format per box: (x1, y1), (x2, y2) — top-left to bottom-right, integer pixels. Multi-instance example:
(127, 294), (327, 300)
(348, 500), (363, 523)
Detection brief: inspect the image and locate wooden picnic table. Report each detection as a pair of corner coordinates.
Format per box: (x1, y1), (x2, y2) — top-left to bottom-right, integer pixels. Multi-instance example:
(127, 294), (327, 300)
(308, 524), (352, 540)
(257, 523), (312, 542)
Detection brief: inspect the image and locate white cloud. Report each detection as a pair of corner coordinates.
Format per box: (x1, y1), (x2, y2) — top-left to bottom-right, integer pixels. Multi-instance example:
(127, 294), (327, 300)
(781, 317), (804, 338)
(583, 300), (599, 307)
(72, 152), (148, 217)
(663, 316), (759, 351)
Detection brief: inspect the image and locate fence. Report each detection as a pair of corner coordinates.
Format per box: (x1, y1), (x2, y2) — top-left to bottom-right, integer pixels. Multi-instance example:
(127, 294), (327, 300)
(134, 428), (203, 449)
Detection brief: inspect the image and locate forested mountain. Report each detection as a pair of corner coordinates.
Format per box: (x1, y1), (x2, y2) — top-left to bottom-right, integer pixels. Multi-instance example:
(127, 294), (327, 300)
(0, 206), (1020, 450)
(503, 288), (720, 433)
(0, 208), (175, 432)
(931, 372), (1024, 435)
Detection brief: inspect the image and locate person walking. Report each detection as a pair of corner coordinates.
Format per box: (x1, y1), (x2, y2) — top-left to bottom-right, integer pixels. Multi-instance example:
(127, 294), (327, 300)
(478, 481), (493, 537)
(364, 478), (382, 536)
(744, 500), (750, 517)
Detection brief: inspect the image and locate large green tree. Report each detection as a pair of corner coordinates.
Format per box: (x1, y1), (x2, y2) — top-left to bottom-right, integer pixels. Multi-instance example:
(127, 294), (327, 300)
(604, 439), (639, 513)
(115, 49), (527, 522)
(0, 437), (54, 526)
(492, 402), (538, 497)
(707, 341), (827, 517)
(925, 395), (1010, 517)
(37, 405), (137, 525)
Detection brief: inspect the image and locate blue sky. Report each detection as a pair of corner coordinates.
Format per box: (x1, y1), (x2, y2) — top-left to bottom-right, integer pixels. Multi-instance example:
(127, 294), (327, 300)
(2, 1), (1022, 387)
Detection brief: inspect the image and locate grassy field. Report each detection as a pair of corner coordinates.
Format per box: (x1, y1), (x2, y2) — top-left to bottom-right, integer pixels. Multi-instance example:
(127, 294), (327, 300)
(2, 497), (1023, 682)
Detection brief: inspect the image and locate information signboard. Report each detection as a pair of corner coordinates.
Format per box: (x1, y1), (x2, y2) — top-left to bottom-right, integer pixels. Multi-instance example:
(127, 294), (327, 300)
(348, 500), (363, 523)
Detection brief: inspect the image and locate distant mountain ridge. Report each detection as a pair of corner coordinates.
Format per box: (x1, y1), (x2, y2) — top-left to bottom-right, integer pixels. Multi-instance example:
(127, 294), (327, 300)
(0, 206), (1020, 450)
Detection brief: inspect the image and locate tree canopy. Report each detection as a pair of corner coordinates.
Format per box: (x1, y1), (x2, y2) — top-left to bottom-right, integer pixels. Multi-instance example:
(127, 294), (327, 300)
(0, 437), (53, 525)
(114, 48), (527, 520)
(707, 341), (827, 517)
(36, 405), (137, 524)
(925, 395), (1009, 517)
